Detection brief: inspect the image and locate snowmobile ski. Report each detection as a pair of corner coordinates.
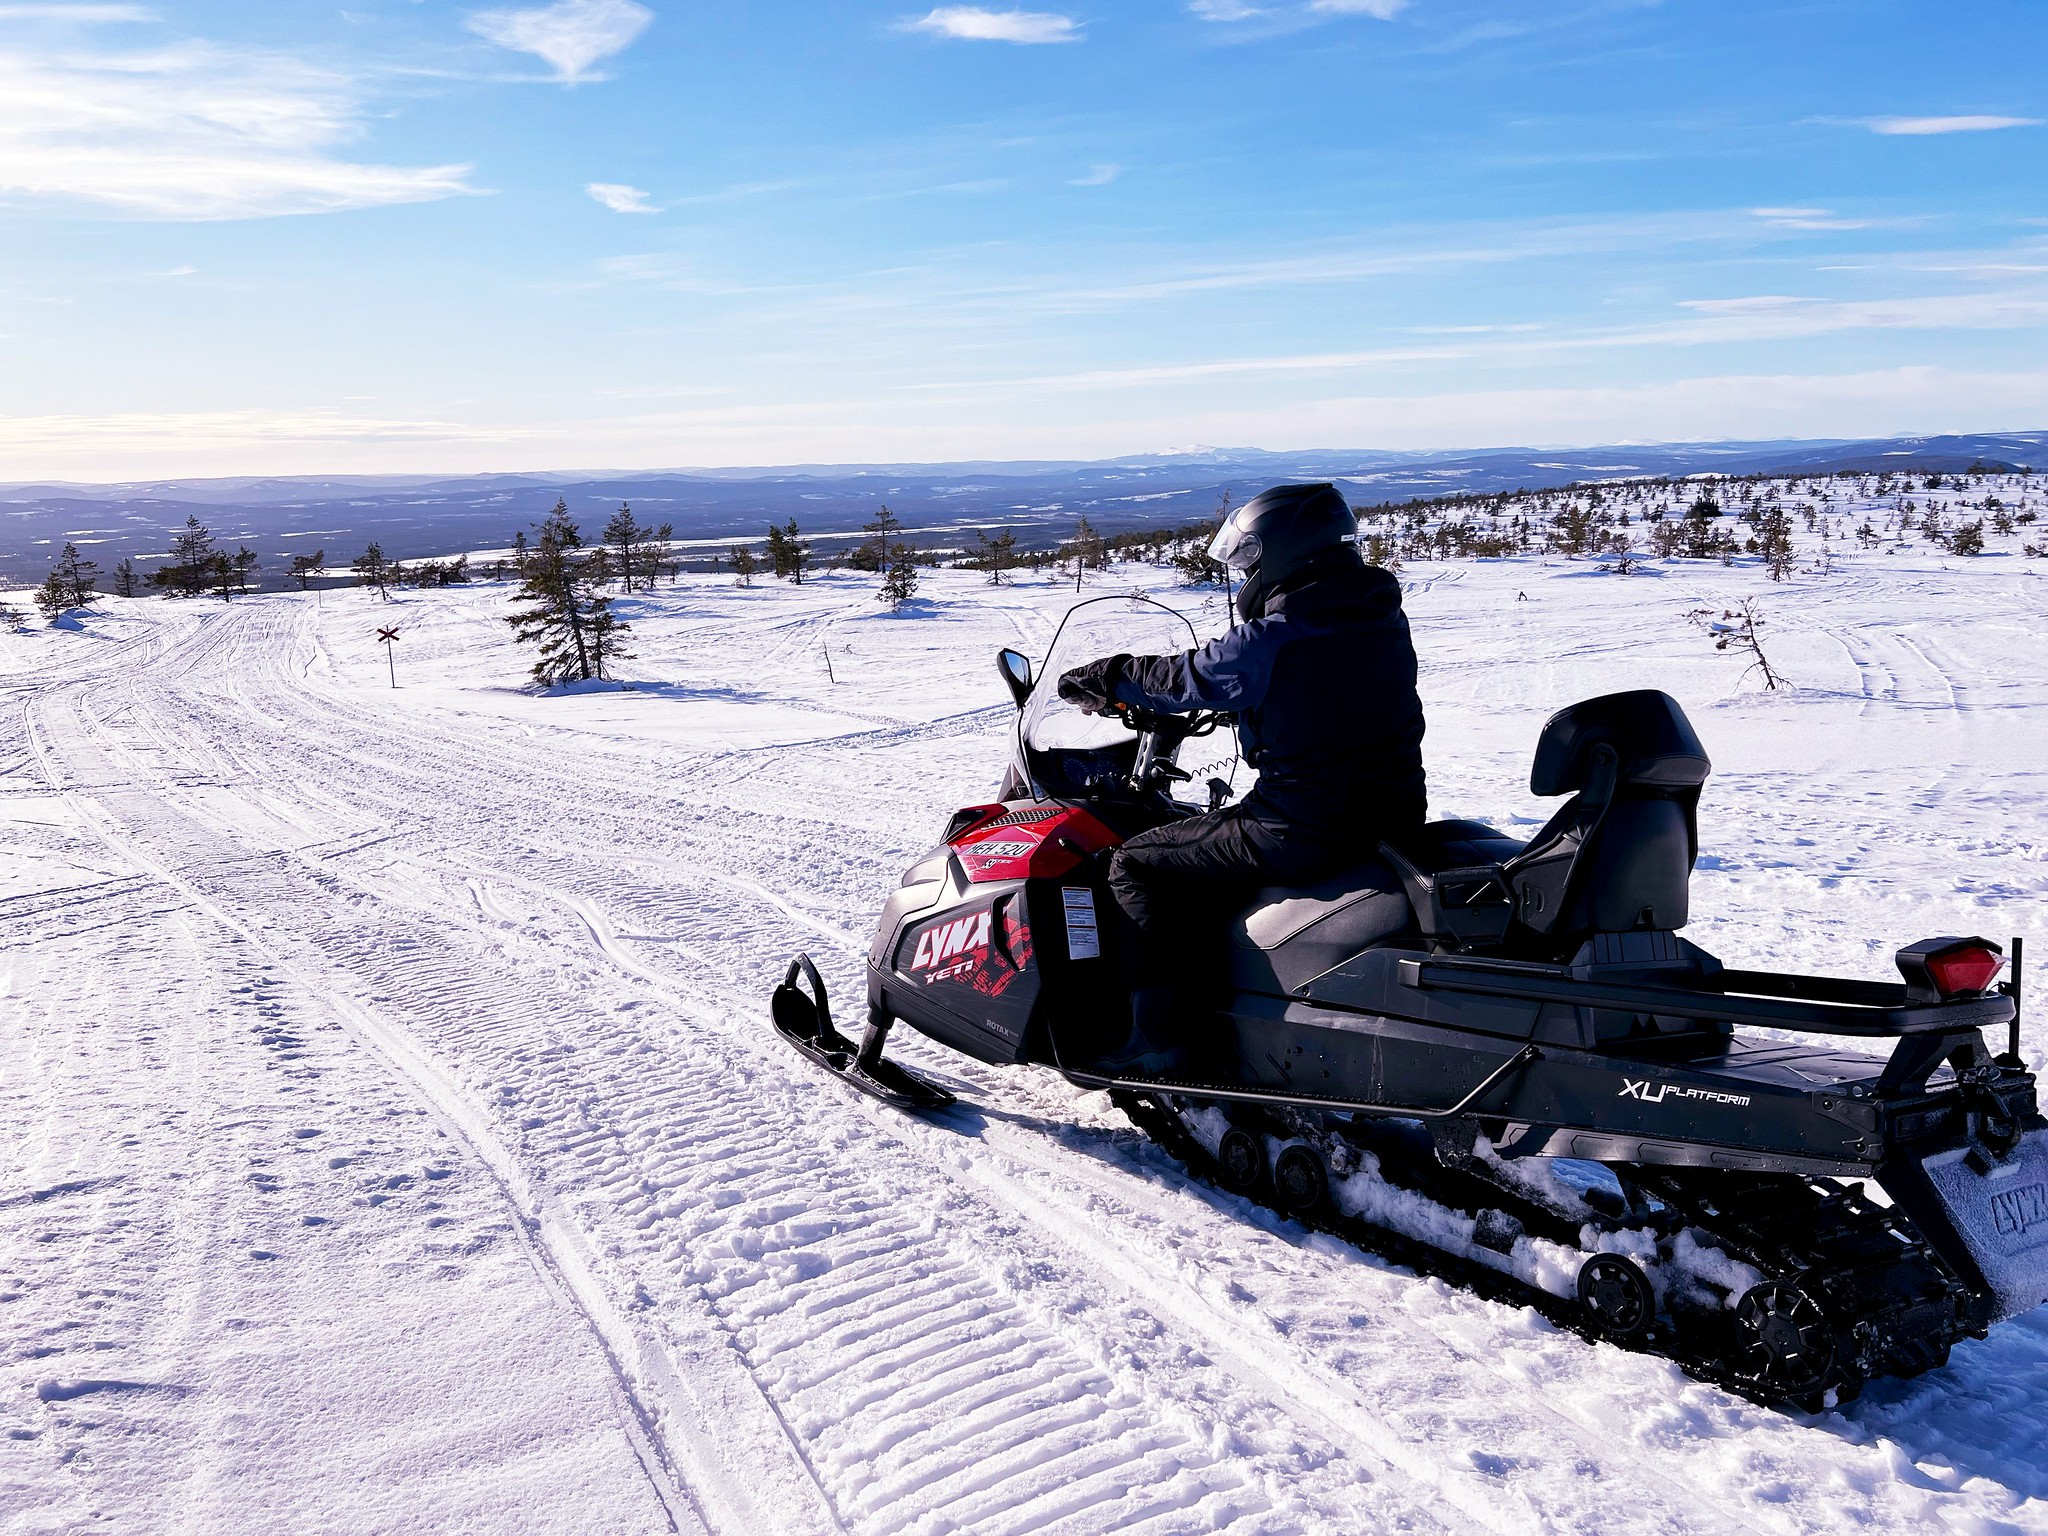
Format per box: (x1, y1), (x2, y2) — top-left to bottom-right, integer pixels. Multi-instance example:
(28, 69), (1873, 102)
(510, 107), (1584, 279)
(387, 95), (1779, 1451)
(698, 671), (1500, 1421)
(772, 953), (955, 1110)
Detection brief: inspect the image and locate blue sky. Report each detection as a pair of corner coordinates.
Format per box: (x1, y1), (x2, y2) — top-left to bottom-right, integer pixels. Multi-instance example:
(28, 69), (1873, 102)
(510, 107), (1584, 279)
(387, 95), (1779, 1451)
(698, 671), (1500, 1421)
(0, 0), (2042, 477)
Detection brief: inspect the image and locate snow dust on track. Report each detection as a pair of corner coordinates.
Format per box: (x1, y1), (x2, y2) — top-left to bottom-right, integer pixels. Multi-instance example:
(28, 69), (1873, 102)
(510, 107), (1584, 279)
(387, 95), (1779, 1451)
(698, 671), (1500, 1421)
(3, 557), (2045, 1535)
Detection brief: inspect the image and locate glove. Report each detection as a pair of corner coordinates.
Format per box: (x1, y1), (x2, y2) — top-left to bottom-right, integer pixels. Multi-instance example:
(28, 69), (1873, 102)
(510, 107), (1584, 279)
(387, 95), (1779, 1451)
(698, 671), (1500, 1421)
(1057, 654), (1129, 716)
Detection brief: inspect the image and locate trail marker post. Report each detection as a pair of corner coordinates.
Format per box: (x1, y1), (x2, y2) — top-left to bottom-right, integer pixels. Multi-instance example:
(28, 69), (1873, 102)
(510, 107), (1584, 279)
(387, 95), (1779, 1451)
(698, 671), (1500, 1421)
(376, 625), (400, 688)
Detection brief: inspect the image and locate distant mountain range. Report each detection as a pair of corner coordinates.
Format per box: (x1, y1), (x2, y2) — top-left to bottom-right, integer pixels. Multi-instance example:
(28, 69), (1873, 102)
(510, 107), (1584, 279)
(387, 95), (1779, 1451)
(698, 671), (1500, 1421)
(3, 430), (2041, 589)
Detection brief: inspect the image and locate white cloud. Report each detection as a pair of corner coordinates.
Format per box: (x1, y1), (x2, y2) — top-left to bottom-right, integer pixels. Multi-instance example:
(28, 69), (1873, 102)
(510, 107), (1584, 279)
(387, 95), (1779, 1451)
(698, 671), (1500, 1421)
(904, 8), (1081, 44)
(0, 39), (475, 219)
(586, 180), (656, 213)
(1865, 115), (2039, 136)
(1192, 0), (1405, 20)
(465, 0), (653, 81)
(1308, 0), (1407, 16)
(1750, 206), (1879, 231)
(1070, 163), (1118, 186)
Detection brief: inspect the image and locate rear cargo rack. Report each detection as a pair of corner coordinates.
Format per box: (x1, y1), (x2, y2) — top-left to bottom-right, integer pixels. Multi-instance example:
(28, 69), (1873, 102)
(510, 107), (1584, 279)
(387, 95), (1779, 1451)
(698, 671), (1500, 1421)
(1398, 956), (2014, 1038)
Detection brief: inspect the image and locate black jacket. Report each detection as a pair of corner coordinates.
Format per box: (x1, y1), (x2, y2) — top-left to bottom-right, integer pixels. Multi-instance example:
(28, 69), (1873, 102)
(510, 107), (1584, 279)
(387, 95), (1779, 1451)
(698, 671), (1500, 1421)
(1113, 553), (1427, 842)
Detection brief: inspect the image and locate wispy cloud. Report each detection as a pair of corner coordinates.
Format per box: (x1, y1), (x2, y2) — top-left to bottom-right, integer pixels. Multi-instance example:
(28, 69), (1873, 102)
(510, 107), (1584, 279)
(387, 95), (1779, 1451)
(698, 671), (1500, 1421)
(465, 0), (653, 81)
(1864, 114), (2039, 136)
(0, 26), (475, 219)
(903, 8), (1081, 44)
(1070, 163), (1119, 186)
(1191, 0), (1406, 22)
(1750, 206), (1881, 231)
(1308, 0), (1407, 17)
(586, 180), (657, 213)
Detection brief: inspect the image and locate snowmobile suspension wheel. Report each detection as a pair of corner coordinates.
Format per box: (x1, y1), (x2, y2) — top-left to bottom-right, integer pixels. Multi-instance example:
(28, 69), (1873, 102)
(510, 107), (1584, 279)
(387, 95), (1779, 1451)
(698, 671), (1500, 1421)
(1273, 1145), (1329, 1214)
(1576, 1254), (1655, 1341)
(1217, 1128), (1266, 1192)
(1731, 1281), (1837, 1399)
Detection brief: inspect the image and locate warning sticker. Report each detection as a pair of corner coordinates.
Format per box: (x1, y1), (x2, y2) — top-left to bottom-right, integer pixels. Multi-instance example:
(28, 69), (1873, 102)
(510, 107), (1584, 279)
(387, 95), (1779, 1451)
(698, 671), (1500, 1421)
(1062, 887), (1101, 960)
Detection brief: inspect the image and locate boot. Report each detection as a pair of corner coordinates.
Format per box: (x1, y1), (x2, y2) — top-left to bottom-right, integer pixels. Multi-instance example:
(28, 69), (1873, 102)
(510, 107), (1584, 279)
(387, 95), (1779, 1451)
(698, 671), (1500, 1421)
(1096, 984), (1190, 1078)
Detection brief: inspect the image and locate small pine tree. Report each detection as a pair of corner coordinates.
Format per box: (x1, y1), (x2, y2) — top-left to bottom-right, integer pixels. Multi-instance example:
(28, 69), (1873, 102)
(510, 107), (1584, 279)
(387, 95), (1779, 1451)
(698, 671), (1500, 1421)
(352, 542), (396, 600)
(506, 503), (633, 684)
(114, 558), (138, 597)
(230, 547), (259, 597)
(603, 502), (650, 592)
(781, 519), (809, 584)
(970, 528), (1017, 585)
(34, 569), (71, 619)
(151, 515), (217, 597)
(289, 550), (326, 590)
(851, 505), (901, 573)
(730, 543), (759, 587)
(1951, 521), (1985, 556)
(880, 542), (919, 609)
(1752, 506), (1796, 581)
(0, 594), (21, 629)
(49, 543), (99, 607)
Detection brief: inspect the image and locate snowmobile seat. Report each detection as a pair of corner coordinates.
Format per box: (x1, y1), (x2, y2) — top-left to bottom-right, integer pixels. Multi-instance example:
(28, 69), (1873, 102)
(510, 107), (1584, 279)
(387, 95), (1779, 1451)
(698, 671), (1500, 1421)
(1382, 696), (1709, 952)
(1503, 691), (1708, 942)
(1226, 858), (1413, 995)
(1379, 818), (1532, 950)
(1227, 821), (1523, 992)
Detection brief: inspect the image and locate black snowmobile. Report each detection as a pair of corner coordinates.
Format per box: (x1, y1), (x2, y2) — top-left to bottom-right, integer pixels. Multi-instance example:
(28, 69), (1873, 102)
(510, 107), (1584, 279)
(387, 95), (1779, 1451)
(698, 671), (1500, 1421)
(773, 594), (2044, 1407)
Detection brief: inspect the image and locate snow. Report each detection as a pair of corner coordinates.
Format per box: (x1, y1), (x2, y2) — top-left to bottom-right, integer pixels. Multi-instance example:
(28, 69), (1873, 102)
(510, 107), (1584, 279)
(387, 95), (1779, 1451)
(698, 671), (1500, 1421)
(3, 486), (2047, 1533)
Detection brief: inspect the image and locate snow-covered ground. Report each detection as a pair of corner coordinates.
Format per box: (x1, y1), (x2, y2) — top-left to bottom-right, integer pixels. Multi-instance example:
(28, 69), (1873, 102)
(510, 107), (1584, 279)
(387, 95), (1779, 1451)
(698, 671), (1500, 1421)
(3, 536), (2045, 1534)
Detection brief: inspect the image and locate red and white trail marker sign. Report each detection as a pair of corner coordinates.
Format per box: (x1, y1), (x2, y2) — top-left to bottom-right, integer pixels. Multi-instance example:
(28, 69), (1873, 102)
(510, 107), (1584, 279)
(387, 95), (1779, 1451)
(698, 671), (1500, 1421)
(376, 626), (400, 688)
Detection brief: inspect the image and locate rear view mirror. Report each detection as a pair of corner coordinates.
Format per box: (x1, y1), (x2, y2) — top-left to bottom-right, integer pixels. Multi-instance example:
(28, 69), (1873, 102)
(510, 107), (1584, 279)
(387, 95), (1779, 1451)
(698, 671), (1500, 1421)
(996, 648), (1033, 709)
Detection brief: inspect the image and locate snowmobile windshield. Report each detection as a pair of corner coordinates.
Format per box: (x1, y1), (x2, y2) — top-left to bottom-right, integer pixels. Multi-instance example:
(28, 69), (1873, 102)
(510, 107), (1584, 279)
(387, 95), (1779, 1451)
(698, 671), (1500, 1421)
(1019, 596), (1199, 801)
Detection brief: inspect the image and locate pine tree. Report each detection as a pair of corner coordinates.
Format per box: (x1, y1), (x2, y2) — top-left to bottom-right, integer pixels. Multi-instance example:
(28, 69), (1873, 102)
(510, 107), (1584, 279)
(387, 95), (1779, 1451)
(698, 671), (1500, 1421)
(777, 519), (810, 583)
(230, 547), (259, 597)
(851, 505), (901, 573)
(151, 515), (217, 597)
(1752, 507), (1795, 581)
(506, 503), (633, 684)
(352, 542), (396, 599)
(34, 570), (70, 619)
(603, 503), (650, 592)
(114, 559), (137, 598)
(970, 528), (1017, 585)
(0, 594), (21, 630)
(729, 543), (759, 587)
(880, 542), (919, 609)
(288, 550), (326, 590)
(50, 543), (99, 607)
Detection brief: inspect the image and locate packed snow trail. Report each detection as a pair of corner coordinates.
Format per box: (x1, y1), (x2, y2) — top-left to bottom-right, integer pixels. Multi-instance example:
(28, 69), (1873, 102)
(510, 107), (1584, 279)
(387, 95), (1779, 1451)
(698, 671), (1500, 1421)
(3, 555), (2045, 1534)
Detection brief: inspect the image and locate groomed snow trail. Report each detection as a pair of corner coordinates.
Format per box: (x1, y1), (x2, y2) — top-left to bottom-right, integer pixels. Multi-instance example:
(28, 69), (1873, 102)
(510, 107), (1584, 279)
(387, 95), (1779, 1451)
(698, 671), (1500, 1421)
(4, 556), (2046, 1535)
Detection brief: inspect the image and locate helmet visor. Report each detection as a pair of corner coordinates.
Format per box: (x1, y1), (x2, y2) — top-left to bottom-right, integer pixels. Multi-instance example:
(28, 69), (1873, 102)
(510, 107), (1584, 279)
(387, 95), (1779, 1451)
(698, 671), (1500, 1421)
(1205, 513), (1262, 571)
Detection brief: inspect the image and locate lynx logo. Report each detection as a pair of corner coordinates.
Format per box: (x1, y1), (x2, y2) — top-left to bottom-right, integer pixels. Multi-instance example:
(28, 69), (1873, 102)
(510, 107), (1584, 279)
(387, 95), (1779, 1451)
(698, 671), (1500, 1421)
(911, 911), (993, 981)
(1620, 1079), (1752, 1108)
(1990, 1183), (2048, 1239)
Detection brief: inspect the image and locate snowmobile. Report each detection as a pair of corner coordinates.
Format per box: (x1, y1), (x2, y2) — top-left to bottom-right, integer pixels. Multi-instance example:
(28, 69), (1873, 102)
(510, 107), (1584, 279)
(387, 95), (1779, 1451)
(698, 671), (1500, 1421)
(772, 594), (2043, 1407)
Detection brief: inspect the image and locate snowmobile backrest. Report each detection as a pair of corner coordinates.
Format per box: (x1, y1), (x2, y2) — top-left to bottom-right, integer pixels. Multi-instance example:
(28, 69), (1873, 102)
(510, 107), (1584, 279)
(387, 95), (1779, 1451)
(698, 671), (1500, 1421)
(1506, 692), (1710, 943)
(1527, 690), (1710, 797)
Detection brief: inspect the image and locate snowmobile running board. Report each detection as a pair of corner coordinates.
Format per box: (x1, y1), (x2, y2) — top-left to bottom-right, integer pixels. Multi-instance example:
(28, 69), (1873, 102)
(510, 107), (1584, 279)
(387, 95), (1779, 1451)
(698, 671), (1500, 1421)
(771, 954), (955, 1111)
(1064, 1044), (1545, 1121)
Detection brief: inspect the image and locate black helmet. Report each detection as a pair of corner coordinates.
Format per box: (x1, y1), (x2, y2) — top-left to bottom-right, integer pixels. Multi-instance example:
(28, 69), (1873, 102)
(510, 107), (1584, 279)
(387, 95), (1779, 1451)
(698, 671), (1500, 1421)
(1207, 482), (1358, 620)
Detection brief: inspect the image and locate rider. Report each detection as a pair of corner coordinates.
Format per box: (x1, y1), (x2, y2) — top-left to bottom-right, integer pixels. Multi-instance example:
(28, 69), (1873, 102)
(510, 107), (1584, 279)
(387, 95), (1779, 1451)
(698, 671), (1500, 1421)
(1057, 482), (1426, 1073)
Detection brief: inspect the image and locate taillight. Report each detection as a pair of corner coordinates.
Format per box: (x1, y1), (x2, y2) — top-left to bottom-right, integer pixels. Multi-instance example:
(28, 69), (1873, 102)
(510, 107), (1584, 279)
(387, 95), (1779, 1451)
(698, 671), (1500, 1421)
(1896, 936), (2006, 1002)
(1928, 945), (2004, 998)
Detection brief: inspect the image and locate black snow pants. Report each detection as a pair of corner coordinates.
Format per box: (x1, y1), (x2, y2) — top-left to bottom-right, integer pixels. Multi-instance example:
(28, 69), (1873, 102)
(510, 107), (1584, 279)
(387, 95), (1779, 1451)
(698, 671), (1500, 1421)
(1106, 803), (1366, 1008)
